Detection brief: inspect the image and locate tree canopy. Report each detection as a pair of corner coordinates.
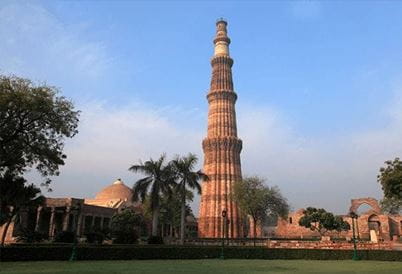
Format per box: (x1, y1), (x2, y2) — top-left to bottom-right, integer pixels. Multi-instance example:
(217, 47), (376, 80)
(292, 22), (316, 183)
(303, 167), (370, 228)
(0, 172), (44, 245)
(377, 158), (402, 213)
(129, 154), (175, 236)
(0, 75), (79, 182)
(111, 209), (146, 244)
(234, 176), (289, 239)
(170, 153), (207, 244)
(298, 207), (350, 236)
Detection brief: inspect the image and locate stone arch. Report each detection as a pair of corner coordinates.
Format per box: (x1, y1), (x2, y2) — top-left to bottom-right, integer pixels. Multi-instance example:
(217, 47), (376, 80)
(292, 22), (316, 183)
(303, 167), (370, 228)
(349, 198), (381, 214)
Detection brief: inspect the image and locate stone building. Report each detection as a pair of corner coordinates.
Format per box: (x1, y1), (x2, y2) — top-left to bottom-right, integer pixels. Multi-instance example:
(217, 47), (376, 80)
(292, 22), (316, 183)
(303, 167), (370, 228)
(1, 179), (135, 243)
(275, 198), (402, 242)
(1, 179), (199, 243)
(198, 19), (243, 238)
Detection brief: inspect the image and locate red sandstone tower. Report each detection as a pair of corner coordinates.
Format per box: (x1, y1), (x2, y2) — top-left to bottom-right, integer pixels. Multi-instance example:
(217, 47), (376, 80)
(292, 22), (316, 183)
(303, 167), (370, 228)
(198, 19), (243, 238)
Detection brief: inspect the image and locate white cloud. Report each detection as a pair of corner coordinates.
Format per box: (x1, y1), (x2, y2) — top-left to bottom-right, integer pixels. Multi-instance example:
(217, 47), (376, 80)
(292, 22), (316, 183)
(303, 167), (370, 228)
(0, 2), (111, 82)
(3, 1), (400, 216)
(238, 89), (402, 214)
(45, 91), (402, 216)
(48, 101), (204, 203)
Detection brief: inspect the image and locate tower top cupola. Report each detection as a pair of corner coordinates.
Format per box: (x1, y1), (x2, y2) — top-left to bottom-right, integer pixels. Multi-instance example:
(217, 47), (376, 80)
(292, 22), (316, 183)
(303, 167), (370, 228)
(214, 18), (231, 56)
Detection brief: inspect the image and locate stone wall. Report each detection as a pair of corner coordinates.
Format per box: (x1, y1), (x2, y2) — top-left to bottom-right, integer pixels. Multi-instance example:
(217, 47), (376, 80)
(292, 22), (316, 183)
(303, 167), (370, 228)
(275, 207), (402, 241)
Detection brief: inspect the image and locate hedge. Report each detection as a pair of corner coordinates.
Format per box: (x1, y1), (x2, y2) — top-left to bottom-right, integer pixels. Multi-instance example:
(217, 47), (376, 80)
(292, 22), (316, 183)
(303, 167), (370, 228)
(1, 246), (401, 262)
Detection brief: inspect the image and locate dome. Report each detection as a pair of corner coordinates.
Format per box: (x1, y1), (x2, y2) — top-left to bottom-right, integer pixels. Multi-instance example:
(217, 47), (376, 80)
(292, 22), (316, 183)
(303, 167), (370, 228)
(95, 179), (133, 201)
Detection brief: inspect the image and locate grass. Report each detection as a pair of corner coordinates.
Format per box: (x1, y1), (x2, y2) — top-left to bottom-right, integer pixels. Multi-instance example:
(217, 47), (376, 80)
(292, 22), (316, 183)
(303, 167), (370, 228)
(0, 260), (402, 274)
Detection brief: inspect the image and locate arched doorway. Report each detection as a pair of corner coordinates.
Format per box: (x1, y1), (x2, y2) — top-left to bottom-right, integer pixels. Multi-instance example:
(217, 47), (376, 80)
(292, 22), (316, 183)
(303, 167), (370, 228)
(368, 214), (381, 242)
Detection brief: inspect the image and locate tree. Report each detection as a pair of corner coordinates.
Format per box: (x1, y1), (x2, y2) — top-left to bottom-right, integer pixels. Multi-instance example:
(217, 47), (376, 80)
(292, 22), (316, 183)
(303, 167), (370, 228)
(233, 176), (289, 245)
(380, 196), (402, 215)
(111, 209), (145, 244)
(0, 172), (44, 246)
(0, 75), (79, 185)
(143, 189), (194, 238)
(170, 153), (207, 245)
(298, 207), (350, 237)
(129, 154), (174, 236)
(378, 158), (402, 213)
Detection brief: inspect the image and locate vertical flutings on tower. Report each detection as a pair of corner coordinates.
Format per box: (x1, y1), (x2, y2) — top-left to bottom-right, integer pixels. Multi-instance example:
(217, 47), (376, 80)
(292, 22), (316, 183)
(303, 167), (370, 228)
(198, 19), (243, 238)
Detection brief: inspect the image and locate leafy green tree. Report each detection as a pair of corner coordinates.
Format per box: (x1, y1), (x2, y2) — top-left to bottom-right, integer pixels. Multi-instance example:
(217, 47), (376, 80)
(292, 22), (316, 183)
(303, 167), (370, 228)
(0, 172), (44, 245)
(129, 154), (174, 236)
(111, 209), (145, 244)
(234, 176), (289, 244)
(380, 196), (402, 214)
(0, 75), (80, 186)
(158, 188), (194, 238)
(378, 158), (402, 213)
(298, 207), (350, 236)
(170, 153), (207, 244)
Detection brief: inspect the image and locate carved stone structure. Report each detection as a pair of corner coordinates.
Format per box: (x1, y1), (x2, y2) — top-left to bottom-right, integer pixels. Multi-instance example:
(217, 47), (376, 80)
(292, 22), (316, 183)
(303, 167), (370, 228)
(349, 197), (382, 214)
(0, 179), (135, 243)
(198, 19), (243, 238)
(275, 198), (402, 242)
(1, 179), (199, 243)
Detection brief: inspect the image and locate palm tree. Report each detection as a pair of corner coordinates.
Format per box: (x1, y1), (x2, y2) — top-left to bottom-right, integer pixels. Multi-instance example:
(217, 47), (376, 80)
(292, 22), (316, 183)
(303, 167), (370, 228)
(129, 154), (174, 237)
(171, 153), (208, 245)
(0, 172), (44, 246)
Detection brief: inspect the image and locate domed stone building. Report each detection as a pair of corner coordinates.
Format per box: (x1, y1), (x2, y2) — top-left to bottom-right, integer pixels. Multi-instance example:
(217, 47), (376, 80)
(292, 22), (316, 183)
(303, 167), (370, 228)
(0, 179), (139, 243)
(85, 179), (138, 210)
(1, 178), (198, 244)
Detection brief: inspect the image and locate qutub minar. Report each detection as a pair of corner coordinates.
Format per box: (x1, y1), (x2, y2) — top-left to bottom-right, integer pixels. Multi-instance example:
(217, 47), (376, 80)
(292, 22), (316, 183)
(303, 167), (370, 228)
(198, 19), (243, 238)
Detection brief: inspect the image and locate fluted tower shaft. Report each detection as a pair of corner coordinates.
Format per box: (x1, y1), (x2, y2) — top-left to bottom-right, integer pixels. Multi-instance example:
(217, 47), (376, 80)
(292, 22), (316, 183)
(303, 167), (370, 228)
(198, 20), (243, 238)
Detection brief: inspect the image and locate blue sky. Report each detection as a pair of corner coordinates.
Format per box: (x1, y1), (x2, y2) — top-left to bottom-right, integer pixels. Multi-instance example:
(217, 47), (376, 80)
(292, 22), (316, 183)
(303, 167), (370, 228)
(1, 0), (402, 214)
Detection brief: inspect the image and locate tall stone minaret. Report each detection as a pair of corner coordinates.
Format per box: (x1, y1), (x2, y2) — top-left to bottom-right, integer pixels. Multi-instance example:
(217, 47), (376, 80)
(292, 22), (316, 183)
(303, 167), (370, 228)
(198, 19), (243, 238)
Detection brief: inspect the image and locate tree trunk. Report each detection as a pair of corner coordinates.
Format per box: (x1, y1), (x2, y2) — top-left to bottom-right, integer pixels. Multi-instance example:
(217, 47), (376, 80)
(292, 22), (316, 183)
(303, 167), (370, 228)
(180, 185), (186, 245)
(151, 204), (160, 237)
(1, 218), (13, 246)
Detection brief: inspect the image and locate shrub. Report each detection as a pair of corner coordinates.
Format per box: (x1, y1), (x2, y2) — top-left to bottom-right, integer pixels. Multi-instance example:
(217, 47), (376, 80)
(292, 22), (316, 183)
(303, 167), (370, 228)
(1, 246), (401, 262)
(16, 229), (46, 243)
(113, 230), (139, 244)
(147, 236), (164, 245)
(85, 232), (104, 244)
(54, 231), (75, 243)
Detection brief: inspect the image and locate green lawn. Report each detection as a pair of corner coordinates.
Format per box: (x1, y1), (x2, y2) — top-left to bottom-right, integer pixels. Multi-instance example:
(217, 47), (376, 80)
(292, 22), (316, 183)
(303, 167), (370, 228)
(1, 260), (401, 274)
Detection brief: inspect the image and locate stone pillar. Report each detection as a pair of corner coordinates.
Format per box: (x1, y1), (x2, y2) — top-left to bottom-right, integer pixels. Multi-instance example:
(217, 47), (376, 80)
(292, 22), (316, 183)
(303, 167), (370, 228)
(48, 207), (56, 239)
(91, 215), (95, 231)
(62, 207), (71, 231)
(19, 208), (29, 230)
(71, 213), (76, 232)
(35, 206), (43, 232)
(76, 214), (84, 237)
(100, 217), (104, 230)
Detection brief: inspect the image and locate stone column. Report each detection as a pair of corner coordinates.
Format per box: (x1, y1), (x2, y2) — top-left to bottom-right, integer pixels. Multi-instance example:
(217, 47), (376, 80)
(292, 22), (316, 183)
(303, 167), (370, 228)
(19, 208), (29, 230)
(48, 207), (56, 239)
(35, 206), (43, 232)
(62, 207), (71, 231)
(71, 213), (76, 232)
(76, 214), (84, 237)
(90, 215), (95, 231)
(100, 217), (104, 230)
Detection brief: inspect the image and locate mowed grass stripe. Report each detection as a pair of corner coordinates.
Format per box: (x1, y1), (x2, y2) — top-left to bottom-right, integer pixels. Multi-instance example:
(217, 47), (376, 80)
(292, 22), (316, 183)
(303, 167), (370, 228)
(1, 260), (402, 274)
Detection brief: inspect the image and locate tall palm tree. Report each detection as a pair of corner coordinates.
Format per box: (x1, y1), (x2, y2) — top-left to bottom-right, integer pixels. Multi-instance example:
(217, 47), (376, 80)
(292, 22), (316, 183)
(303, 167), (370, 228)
(129, 154), (174, 237)
(0, 172), (44, 246)
(171, 153), (208, 245)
